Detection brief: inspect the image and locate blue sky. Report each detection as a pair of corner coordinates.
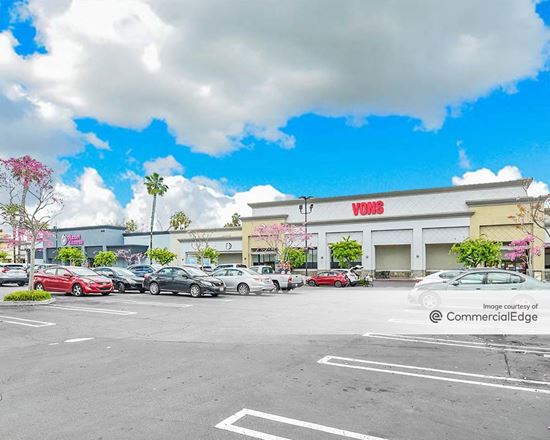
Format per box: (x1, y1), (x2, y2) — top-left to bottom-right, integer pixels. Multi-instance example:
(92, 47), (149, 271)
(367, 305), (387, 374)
(1, 0), (549, 214)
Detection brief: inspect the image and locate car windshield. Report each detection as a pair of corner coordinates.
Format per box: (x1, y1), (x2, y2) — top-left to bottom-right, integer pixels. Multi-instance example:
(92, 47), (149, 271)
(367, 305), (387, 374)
(184, 267), (209, 277)
(113, 268), (137, 277)
(70, 267), (99, 276)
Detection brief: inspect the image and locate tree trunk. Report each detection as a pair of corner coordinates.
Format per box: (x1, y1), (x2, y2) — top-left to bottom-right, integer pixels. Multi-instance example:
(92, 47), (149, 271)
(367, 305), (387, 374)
(28, 233), (37, 291)
(149, 194), (157, 263)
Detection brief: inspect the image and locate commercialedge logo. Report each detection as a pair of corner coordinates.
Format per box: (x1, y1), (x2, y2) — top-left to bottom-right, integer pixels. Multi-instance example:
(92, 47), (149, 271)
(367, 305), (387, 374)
(352, 200), (384, 216)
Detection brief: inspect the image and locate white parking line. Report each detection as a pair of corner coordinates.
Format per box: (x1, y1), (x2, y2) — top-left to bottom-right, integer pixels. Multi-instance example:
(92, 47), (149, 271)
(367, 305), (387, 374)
(105, 299), (193, 308)
(64, 337), (94, 343)
(48, 305), (136, 315)
(216, 408), (385, 439)
(363, 333), (550, 355)
(318, 355), (550, 395)
(0, 315), (56, 327)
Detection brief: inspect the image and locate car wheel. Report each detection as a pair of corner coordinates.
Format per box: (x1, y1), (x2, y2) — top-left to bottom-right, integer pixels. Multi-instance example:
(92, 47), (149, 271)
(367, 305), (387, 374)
(72, 284), (84, 297)
(237, 283), (250, 295)
(420, 292), (440, 309)
(34, 282), (44, 290)
(116, 282), (126, 293)
(149, 282), (160, 295)
(190, 284), (202, 298)
(334, 280), (342, 288)
(308, 280), (317, 287)
(17, 282), (25, 286)
(272, 280), (280, 291)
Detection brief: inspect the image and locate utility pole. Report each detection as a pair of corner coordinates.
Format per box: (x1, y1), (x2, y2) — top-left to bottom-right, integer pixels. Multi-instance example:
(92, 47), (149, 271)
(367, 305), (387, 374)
(299, 196), (314, 276)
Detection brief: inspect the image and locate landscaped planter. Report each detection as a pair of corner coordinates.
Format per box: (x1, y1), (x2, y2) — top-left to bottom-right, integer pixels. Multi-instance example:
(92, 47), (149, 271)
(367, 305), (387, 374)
(1, 290), (56, 306)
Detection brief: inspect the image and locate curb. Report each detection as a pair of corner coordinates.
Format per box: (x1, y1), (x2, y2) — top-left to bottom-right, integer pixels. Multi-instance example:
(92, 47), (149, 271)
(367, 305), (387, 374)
(0, 298), (56, 307)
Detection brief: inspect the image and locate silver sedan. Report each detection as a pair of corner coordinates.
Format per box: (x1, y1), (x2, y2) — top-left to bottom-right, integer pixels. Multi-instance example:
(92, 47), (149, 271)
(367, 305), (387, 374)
(211, 268), (275, 295)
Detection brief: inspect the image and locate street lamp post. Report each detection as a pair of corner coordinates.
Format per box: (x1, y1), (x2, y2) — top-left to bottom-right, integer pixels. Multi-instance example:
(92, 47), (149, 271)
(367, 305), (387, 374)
(299, 196), (314, 276)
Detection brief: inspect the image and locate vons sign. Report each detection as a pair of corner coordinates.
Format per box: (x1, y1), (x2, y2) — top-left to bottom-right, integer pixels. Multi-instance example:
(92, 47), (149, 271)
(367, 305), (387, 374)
(352, 200), (384, 216)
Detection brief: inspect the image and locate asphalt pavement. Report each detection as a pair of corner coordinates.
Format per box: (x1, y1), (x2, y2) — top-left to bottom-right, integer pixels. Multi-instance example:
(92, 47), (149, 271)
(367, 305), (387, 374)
(0, 285), (549, 440)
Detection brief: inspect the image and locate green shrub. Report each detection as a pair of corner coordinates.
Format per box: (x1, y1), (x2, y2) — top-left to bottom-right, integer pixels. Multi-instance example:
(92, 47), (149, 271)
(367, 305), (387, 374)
(4, 290), (52, 302)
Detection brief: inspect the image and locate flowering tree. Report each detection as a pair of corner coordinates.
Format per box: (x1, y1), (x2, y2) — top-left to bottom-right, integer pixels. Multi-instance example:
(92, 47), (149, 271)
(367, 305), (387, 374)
(0, 156), (62, 290)
(3, 156), (54, 261)
(504, 234), (543, 274)
(253, 223), (311, 266)
(115, 249), (145, 265)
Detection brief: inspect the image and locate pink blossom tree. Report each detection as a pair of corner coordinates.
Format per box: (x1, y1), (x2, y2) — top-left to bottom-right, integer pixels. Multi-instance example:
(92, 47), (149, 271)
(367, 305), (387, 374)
(0, 156), (62, 290)
(115, 249), (145, 265)
(253, 223), (311, 267)
(504, 234), (543, 274)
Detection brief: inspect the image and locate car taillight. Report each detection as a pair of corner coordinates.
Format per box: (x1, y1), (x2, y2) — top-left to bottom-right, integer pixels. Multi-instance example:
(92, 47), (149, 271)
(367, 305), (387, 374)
(288, 276), (292, 282)
(2, 268), (8, 273)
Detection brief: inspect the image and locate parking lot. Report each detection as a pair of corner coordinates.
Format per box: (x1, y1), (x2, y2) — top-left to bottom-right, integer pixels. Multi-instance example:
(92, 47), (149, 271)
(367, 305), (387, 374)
(1, 285), (549, 440)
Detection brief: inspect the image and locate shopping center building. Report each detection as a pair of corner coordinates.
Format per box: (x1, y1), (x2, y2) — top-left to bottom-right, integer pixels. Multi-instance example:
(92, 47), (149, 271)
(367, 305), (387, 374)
(242, 179), (547, 277)
(38, 179), (549, 277)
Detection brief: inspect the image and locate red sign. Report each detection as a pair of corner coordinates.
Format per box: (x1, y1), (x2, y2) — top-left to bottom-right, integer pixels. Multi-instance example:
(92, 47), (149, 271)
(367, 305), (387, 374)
(352, 200), (384, 216)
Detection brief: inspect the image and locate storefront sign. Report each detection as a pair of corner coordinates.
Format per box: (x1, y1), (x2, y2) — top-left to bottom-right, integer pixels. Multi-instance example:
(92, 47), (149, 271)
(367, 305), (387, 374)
(60, 234), (84, 246)
(352, 200), (384, 216)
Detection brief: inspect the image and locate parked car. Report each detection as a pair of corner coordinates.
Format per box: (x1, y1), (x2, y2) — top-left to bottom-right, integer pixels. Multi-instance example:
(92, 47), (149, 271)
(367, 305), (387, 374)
(33, 266), (113, 296)
(212, 263), (247, 272)
(1, 263), (26, 271)
(200, 265), (213, 274)
(127, 263), (162, 277)
(143, 265), (225, 297)
(332, 268), (360, 286)
(94, 267), (145, 293)
(409, 269), (550, 308)
(249, 265), (304, 291)
(414, 270), (465, 288)
(307, 271), (349, 287)
(0, 265), (28, 286)
(211, 267), (275, 295)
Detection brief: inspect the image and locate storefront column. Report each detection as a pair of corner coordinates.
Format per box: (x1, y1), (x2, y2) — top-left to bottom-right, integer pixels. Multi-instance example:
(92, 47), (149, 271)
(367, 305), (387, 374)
(411, 227), (423, 278)
(362, 229), (373, 274)
(317, 232), (328, 270)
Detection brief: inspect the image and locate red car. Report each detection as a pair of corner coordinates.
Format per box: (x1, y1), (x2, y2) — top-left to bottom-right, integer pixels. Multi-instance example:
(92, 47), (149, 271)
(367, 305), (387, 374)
(34, 266), (113, 296)
(307, 271), (349, 288)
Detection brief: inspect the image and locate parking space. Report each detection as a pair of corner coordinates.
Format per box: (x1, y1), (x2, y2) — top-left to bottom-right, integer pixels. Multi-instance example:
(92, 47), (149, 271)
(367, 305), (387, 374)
(1, 285), (549, 439)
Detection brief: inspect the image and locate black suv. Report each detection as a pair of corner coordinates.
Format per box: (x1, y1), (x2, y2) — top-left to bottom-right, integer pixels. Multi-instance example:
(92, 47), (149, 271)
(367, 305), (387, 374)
(143, 266), (225, 298)
(94, 267), (145, 293)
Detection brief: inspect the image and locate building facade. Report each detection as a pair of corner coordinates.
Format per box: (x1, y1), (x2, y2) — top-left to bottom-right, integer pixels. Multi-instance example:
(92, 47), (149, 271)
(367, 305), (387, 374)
(37, 179), (548, 277)
(242, 179), (545, 277)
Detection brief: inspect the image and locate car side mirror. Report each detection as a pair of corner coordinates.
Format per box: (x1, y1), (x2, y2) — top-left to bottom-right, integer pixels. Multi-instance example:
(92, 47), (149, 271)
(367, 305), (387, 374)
(450, 281), (459, 286)
(64, 273), (72, 278)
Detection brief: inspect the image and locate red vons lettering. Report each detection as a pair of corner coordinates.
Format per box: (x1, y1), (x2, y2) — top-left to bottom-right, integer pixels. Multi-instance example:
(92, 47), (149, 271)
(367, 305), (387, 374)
(352, 200), (384, 216)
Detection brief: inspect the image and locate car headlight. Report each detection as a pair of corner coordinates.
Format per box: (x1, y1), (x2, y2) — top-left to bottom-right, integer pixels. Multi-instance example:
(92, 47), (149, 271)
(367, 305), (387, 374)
(201, 281), (212, 286)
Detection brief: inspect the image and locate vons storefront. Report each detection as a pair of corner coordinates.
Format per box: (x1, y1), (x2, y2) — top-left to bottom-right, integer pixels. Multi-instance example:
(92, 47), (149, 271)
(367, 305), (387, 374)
(242, 179), (543, 277)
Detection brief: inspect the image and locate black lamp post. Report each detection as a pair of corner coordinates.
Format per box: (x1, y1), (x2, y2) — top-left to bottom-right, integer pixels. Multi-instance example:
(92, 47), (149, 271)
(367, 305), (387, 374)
(299, 196), (314, 276)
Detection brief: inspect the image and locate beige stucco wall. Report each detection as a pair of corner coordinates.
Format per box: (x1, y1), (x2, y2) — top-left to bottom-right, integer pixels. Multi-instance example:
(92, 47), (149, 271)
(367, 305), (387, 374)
(470, 203), (545, 271)
(241, 217), (287, 265)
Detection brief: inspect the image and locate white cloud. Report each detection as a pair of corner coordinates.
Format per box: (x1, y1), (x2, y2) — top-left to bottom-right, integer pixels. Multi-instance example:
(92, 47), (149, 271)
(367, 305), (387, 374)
(452, 165), (549, 196)
(143, 155), (183, 175)
(457, 141), (471, 169)
(84, 132), (110, 150)
(53, 167), (290, 229)
(0, 0), (547, 157)
(125, 175), (289, 230)
(54, 168), (126, 227)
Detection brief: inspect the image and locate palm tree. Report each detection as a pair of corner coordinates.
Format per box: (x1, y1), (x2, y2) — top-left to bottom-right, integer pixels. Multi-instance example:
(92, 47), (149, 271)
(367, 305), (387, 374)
(169, 211), (191, 231)
(144, 173), (169, 262)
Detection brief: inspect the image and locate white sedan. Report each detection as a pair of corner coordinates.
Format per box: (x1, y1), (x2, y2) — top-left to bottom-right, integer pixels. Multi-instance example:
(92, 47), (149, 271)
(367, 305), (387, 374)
(414, 270), (465, 288)
(211, 267), (276, 295)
